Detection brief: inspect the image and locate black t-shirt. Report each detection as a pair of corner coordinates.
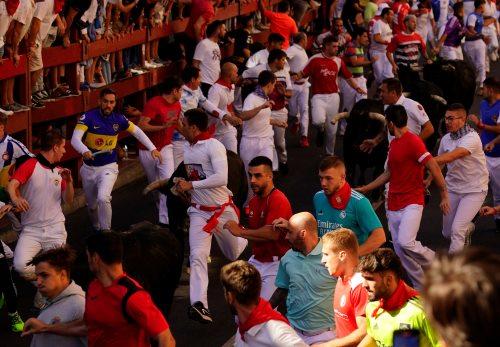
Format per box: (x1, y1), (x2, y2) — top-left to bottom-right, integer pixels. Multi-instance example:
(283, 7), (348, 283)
(229, 28), (252, 58)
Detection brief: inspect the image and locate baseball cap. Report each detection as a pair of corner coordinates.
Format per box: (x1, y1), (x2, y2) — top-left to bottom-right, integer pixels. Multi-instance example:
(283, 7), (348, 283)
(375, 3), (390, 16)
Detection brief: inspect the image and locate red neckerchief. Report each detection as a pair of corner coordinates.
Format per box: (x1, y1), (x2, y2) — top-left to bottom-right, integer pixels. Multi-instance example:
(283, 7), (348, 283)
(239, 298), (289, 341)
(54, 0), (65, 13)
(327, 182), (351, 210)
(6, 0), (20, 16)
(191, 130), (212, 145)
(215, 79), (233, 90)
(372, 280), (419, 317)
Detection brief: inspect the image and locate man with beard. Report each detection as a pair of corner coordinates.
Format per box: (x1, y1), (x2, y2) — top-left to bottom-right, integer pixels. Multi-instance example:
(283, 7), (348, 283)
(270, 212), (337, 345)
(21, 232), (176, 347)
(313, 156), (385, 255)
(357, 105), (449, 290)
(71, 88), (161, 232)
(358, 248), (440, 347)
(224, 156), (292, 300)
(220, 260), (306, 347)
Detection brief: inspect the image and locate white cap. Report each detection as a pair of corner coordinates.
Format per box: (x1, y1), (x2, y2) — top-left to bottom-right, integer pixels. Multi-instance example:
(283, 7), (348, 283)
(375, 3), (390, 16)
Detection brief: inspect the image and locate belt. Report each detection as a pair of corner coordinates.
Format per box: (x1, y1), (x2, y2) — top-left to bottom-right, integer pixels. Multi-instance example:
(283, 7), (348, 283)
(191, 197), (239, 233)
(294, 326), (331, 337)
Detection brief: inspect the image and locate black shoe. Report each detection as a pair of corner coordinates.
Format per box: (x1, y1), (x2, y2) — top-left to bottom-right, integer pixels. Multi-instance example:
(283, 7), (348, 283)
(188, 301), (213, 324)
(316, 130), (325, 147)
(278, 162), (289, 176)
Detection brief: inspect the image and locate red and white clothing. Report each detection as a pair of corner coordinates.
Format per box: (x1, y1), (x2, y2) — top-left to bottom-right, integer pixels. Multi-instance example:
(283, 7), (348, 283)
(287, 43), (310, 137)
(193, 38), (221, 85)
(386, 132), (434, 290)
(240, 92), (277, 171)
(370, 19), (394, 85)
(302, 53), (352, 155)
(386, 95), (430, 142)
(207, 80), (238, 153)
(184, 138), (247, 307)
(392, 1), (411, 34)
(247, 188), (292, 300)
(139, 96), (181, 225)
(246, 49), (291, 70)
(333, 273), (368, 338)
(388, 31), (427, 69)
(11, 155), (67, 279)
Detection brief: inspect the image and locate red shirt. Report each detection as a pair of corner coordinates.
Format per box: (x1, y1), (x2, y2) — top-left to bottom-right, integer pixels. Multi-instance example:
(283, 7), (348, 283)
(185, 0), (215, 40)
(387, 131), (432, 211)
(392, 2), (411, 34)
(387, 32), (426, 67)
(138, 96), (181, 150)
(333, 273), (369, 338)
(247, 188), (292, 262)
(85, 274), (169, 347)
(6, 0), (20, 15)
(302, 54), (352, 95)
(263, 10), (298, 49)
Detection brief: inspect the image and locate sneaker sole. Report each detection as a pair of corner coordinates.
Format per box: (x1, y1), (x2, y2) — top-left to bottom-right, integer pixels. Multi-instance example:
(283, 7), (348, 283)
(188, 307), (213, 324)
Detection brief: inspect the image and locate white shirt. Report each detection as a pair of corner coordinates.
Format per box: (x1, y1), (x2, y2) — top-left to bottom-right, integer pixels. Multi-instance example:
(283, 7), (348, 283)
(13, 0), (36, 25)
(33, 0), (57, 42)
(193, 38), (221, 85)
(286, 44), (309, 83)
(438, 131), (489, 193)
(386, 95), (430, 141)
(246, 49), (290, 70)
(242, 93), (273, 139)
(207, 82), (236, 136)
(183, 138), (232, 206)
(80, 0), (98, 35)
(370, 19), (393, 52)
(234, 320), (308, 347)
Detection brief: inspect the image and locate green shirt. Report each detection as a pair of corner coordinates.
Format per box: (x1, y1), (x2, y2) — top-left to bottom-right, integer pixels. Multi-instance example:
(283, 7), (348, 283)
(366, 297), (441, 347)
(364, 2), (378, 23)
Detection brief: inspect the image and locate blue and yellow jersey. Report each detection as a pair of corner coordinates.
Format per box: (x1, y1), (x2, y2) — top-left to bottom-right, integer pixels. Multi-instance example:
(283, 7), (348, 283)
(75, 109), (134, 167)
(0, 135), (32, 189)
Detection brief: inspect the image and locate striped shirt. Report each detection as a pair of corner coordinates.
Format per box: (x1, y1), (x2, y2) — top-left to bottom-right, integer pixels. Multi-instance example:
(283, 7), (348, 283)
(388, 32), (426, 68)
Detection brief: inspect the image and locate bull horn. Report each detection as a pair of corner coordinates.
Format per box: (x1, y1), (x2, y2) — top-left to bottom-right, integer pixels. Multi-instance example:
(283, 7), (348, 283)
(368, 112), (386, 124)
(143, 178), (169, 195)
(403, 92), (410, 97)
(331, 112), (349, 124)
(431, 94), (447, 105)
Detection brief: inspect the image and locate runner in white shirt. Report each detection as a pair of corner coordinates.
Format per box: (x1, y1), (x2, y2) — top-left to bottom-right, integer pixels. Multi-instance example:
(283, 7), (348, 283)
(221, 260), (307, 347)
(370, 7), (395, 86)
(434, 104), (489, 253)
(207, 62), (243, 153)
(176, 108), (248, 324)
(239, 71), (277, 172)
(243, 50), (292, 174)
(246, 33), (289, 70)
(193, 20), (225, 96)
(8, 130), (74, 283)
(286, 32), (311, 147)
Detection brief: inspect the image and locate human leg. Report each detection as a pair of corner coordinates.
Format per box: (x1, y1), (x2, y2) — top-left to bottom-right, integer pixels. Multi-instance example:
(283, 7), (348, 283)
(80, 164), (100, 230)
(95, 163), (119, 230)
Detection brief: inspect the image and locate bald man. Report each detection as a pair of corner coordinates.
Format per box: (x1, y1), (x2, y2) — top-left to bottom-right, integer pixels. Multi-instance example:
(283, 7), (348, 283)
(207, 62), (243, 153)
(270, 212), (337, 345)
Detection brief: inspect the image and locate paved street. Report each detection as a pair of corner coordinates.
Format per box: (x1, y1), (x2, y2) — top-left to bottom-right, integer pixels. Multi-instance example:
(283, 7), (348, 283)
(1, 66), (500, 346)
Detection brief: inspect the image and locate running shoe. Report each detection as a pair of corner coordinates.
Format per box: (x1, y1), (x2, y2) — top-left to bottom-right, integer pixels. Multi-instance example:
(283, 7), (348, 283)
(0, 107), (14, 116)
(9, 312), (24, 333)
(188, 301), (213, 324)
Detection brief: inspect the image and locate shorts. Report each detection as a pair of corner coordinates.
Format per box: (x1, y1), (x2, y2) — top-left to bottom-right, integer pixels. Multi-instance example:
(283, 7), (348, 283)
(29, 41), (43, 72)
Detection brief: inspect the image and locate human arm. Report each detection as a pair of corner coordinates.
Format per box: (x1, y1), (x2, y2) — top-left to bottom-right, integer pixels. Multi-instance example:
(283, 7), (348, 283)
(425, 157), (450, 215)
(60, 169), (74, 204)
(357, 334), (377, 347)
(485, 134), (500, 152)
(21, 318), (87, 337)
(469, 114), (500, 133)
(419, 121), (434, 141)
(480, 205), (500, 216)
(115, 0), (140, 14)
(224, 221), (279, 241)
(356, 170), (391, 194)
(156, 328), (176, 347)
(346, 77), (367, 94)
(359, 130), (386, 154)
(315, 316), (367, 347)
(269, 287), (288, 309)
(126, 122), (161, 162)
(238, 101), (273, 120)
(193, 15), (207, 42)
(359, 228), (386, 256)
(7, 179), (29, 212)
(138, 116), (175, 132)
(433, 147), (470, 165)
(70, 125), (94, 160)
(372, 33), (389, 45)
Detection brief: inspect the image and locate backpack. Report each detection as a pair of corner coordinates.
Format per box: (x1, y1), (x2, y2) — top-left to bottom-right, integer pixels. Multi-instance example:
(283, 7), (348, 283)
(117, 276), (145, 324)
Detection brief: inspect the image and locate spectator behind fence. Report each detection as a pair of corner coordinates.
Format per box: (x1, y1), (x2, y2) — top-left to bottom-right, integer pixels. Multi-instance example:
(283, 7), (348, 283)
(422, 248), (500, 347)
(22, 231), (176, 347)
(258, 0), (298, 49)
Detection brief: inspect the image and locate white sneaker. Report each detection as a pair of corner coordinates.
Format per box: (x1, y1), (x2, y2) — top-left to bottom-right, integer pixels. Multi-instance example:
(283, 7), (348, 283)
(130, 68), (146, 75)
(144, 61), (158, 69)
(0, 107), (14, 116)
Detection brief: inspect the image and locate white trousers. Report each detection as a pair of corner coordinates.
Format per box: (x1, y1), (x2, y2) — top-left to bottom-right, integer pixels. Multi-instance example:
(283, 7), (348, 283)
(439, 45), (464, 60)
(248, 256), (280, 300)
(442, 190), (487, 253)
(215, 127), (238, 154)
(289, 83), (310, 136)
(80, 162), (119, 231)
(172, 139), (186, 169)
(387, 204), (434, 290)
(311, 93), (340, 155)
(295, 329), (336, 345)
(272, 108), (288, 164)
(370, 50), (394, 85)
(487, 156), (500, 220)
(239, 136), (277, 172)
(139, 145), (174, 225)
(463, 39), (487, 87)
(188, 206), (248, 307)
(13, 222), (66, 279)
(340, 76), (367, 112)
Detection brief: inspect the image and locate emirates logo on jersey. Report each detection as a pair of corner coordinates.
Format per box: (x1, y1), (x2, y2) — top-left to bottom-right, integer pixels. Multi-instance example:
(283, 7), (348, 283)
(95, 138), (104, 146)
(2, 151), (9, 161)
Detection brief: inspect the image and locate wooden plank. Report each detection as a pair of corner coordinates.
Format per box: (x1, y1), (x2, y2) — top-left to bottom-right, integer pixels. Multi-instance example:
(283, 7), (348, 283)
(85, 29), (148, 59)
(171, 18), (189, 34)
(215, 3), (239, 20)
(252, 30), (271, 44)
(5, 110), (29, 134)
(149, 23), (173, 41)
(42, 44), (83, 68)
(149, 64), (173, 86)
(0, 55), (27, 80)
(31, 94), (85, 124)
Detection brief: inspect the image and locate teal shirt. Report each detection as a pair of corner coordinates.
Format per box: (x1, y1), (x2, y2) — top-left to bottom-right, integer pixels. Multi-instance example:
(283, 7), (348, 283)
(275, 240), (337, 332)
(313, 190), (382, 243)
